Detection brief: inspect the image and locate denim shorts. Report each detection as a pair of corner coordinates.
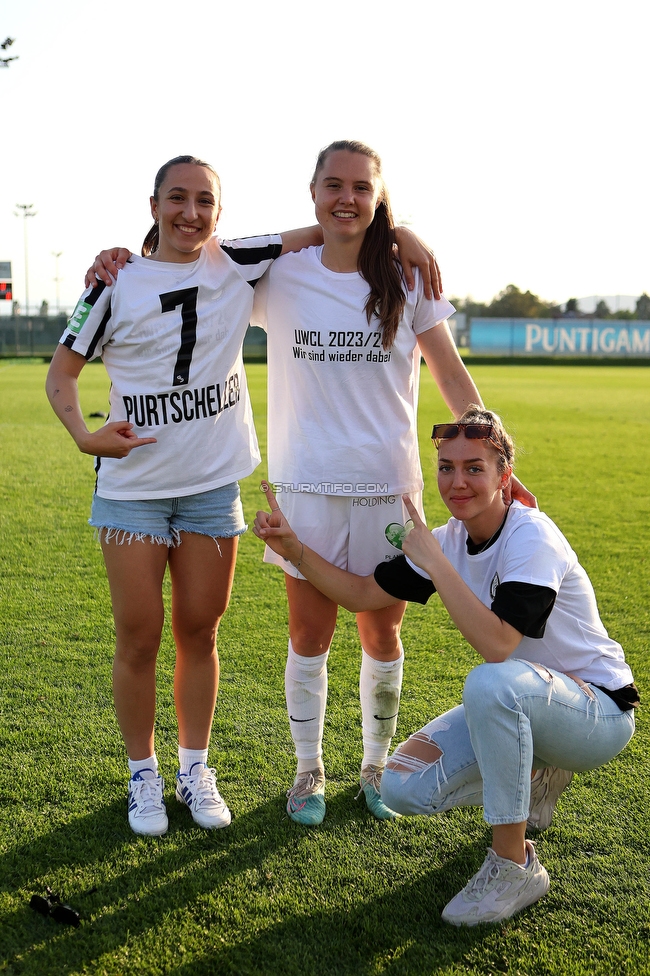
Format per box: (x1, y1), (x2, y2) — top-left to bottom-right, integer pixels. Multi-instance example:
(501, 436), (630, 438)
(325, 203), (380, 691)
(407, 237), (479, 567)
(89, 482), (246, 546)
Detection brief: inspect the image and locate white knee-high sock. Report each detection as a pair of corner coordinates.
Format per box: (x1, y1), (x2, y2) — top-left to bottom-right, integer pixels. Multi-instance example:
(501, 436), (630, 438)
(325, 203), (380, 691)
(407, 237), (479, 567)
(360, 646), (404, 770)
(285, 641), (328, 773)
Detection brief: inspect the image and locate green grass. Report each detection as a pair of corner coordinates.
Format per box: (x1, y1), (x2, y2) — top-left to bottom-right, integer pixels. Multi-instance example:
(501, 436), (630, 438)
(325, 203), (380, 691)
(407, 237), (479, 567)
(1, 361), (649, 975)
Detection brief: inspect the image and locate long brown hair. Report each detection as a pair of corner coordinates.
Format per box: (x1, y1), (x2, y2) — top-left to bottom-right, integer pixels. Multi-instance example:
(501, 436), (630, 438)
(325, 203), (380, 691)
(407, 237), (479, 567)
(141, 155), (221, 257)
(311, 140), (405, 349)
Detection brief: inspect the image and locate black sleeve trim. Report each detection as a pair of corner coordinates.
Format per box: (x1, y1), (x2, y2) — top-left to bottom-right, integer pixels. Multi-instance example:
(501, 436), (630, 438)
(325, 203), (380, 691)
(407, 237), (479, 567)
(491, 581), (556, 638)
(83, 280), (108, 307)
(220, 241), (282, 265)
(84, 307), (112, 360)
(373, 555), (436, 605)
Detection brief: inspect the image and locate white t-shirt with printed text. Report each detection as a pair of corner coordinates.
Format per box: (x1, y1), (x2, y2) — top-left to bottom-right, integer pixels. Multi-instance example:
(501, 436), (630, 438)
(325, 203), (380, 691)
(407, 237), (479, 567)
(250, 245), (455, 495)
(61, 235), (281, 499)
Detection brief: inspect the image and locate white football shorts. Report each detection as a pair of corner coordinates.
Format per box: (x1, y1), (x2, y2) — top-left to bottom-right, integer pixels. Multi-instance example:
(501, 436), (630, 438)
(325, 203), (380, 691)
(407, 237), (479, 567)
(263, 490), (424, 580)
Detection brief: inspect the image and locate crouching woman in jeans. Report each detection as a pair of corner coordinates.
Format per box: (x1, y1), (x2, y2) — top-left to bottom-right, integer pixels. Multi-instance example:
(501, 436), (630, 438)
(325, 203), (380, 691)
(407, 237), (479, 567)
(253, 405), (638, 926)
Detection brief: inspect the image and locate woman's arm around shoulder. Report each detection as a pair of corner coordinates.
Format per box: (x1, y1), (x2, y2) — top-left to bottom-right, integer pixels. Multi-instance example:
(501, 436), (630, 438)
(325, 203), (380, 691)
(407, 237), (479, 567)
(393, 227), (442, 300)
(278, 225), (323, 254)
(85, 249), (132, 288)
(417, 322), (484, 416)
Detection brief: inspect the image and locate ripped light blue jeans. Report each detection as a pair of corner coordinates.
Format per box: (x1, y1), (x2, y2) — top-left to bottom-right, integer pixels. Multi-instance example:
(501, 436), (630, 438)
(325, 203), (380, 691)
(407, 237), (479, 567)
(381, 659), (635, 825)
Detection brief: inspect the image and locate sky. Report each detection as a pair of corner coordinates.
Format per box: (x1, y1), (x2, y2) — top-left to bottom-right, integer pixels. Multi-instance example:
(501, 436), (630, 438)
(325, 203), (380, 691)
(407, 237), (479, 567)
(1, 0), (648, 316)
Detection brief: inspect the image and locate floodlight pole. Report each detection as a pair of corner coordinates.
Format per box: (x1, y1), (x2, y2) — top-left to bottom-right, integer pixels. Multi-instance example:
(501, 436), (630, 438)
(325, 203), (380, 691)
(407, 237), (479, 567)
(52, 251), (63, 313)
(15, 203), (36, 315)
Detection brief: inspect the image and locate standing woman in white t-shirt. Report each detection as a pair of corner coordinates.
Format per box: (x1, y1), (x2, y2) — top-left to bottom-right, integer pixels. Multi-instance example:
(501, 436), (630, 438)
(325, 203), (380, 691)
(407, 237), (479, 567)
(251, 140), (534, 826)
(253, 407), (637, 925)
(46, 155), (329, 837)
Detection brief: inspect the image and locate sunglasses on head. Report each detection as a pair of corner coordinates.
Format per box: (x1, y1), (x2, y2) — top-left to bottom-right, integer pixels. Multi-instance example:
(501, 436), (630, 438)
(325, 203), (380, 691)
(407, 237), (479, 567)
(431, 422), (494, 449)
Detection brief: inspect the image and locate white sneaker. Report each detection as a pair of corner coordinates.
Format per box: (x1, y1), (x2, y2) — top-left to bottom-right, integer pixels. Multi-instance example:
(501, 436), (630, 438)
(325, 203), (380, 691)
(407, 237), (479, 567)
(176, 764), (231, 829)
(442, 840), (549, 926)
(127, 770), (168, 837)
(527, 767), (574, 831)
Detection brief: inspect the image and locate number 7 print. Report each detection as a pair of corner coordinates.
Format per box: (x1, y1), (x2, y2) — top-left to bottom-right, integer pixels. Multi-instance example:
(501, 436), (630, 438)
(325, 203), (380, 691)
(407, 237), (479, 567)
(160, 287), (199, 386)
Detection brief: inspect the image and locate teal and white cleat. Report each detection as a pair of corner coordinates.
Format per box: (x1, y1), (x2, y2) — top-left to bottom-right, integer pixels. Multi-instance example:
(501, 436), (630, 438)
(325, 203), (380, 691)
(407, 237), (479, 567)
(358, 765), (401, 820)
(286, 769), (326, 825)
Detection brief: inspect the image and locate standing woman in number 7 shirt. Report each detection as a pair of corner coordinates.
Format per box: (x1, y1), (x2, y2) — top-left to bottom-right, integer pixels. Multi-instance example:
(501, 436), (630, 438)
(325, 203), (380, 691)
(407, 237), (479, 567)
(46, 155), (329, 837)
(250, 140), (534, 826)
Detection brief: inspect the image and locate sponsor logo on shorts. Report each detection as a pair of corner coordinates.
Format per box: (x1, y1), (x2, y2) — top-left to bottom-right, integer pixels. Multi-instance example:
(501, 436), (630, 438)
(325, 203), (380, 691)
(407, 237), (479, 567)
(385, 519), (414, 550)
(352, 495), (396, 506)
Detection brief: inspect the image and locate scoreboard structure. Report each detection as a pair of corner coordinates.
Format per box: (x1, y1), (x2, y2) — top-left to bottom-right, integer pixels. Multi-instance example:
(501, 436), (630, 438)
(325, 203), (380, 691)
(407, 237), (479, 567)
(0, 261), (12, 301)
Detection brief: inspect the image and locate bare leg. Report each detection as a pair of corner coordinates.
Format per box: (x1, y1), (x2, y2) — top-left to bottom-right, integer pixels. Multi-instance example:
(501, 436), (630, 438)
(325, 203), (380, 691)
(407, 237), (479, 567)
(491, 822), (527, 863)
(101, 537), (169, 761)
(387, 731), (443, 771)
(168, 534), (237, 750)
(355, 603), (406, 662)
(286, 575), (338, 656)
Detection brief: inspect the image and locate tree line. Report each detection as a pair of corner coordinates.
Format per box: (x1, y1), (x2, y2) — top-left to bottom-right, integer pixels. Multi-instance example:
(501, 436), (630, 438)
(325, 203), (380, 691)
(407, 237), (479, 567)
(451, 284), (650, 320)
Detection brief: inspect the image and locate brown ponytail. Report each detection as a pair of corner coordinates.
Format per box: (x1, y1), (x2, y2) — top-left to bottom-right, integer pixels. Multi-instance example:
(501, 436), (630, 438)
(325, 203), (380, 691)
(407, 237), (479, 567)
(141, 222), (159, 257)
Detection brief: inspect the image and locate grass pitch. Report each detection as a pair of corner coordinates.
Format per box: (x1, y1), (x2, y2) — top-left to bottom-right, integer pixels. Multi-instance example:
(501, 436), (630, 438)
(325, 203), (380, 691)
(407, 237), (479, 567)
(1, 360), (649, 976)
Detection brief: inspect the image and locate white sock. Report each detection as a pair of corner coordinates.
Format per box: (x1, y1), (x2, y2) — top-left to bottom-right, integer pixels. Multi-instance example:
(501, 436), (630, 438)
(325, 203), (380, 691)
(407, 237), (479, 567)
(178, 746), (209, 776)
(285, 641), (328, 774)
(360, 646), (404, 770)
(128, 754), (159, 779)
